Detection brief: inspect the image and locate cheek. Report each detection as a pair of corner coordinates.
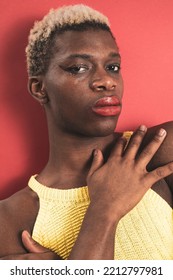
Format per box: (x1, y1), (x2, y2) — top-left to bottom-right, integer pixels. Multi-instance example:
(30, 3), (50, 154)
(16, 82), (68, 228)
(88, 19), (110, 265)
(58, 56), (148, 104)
(51, 87), (86, 117)
(56, 79), (89, 109)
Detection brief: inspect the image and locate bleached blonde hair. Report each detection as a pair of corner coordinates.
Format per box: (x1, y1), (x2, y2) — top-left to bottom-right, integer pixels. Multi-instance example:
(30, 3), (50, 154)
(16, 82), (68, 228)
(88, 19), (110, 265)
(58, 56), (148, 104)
(26, 4), (112, 76)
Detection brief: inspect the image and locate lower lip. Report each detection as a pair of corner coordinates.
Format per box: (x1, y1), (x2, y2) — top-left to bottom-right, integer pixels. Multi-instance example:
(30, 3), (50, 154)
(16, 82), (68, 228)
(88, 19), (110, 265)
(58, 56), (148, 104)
(92, 106), (121, 116)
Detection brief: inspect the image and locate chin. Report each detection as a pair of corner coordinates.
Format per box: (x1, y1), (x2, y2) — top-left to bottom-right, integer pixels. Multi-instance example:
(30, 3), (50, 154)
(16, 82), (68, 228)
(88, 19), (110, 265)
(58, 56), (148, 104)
(90, 128), (116, 137)
(62, 116), (119, 137)
(84, 118), (118, 137)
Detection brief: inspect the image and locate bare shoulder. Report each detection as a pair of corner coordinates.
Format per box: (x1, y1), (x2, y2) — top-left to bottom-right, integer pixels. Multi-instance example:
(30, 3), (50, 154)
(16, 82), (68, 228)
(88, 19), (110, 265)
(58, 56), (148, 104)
(143, 121), (173, 161)
(143, 121), (173, 192)
(144, 120), (173, 142)
(0, 186), (39, 257)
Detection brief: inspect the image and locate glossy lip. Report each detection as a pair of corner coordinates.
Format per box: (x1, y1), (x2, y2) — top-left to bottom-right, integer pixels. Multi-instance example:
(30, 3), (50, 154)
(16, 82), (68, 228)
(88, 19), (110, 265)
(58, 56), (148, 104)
(92, 96), (121, 116)
(93, 96), (121, 107)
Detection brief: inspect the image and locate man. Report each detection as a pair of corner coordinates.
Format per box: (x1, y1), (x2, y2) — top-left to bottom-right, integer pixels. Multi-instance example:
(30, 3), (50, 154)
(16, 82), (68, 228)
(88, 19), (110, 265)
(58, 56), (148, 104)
(0, 4), (173, 260)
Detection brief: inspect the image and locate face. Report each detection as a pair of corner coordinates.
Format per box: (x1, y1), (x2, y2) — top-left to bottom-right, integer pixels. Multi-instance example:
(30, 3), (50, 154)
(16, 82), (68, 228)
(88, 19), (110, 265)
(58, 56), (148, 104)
(43, 29), (124, 137)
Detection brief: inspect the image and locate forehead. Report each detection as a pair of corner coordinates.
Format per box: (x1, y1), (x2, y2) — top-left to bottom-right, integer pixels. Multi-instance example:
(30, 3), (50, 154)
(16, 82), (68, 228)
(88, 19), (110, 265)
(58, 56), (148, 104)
(52, 29), (119, 59)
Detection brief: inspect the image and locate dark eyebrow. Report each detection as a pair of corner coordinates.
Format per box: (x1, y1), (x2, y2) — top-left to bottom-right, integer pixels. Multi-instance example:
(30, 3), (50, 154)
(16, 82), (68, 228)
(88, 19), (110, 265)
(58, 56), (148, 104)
(109, 52), (121, 59)
(67, 52), (121, 60)
(68, 54), (92, 59)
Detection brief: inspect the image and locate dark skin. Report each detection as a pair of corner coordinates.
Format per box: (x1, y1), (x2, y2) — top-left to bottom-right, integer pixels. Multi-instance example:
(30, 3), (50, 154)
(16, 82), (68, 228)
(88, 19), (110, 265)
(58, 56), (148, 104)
(0, 29), (173, 259)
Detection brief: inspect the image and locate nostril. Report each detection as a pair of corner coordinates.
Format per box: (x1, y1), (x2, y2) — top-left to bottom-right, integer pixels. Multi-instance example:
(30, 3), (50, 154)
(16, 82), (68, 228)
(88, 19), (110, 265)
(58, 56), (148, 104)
(96, 85), (106, 91)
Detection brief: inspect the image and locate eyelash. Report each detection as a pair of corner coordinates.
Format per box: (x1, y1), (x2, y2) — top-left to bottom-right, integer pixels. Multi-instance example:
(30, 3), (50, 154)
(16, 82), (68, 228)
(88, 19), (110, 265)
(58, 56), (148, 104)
(66, 65), (89, 74)
(65, 63), (121, 75)
(106, 64), (121, 73)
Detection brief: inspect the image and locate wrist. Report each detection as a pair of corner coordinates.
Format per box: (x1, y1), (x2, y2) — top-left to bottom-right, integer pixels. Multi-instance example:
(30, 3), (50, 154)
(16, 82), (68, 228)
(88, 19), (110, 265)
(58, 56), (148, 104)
(86, 201), (120, 226)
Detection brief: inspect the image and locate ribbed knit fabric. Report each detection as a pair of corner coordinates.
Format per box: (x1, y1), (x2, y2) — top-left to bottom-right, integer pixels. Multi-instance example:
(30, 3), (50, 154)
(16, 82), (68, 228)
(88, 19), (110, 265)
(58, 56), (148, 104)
(28, 132), (173, 259)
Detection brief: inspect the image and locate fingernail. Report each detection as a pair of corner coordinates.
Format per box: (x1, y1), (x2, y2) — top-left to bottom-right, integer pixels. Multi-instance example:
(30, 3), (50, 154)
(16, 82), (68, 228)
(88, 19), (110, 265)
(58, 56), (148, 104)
(94, 149), (98, 156)
(139, 125), (147, 132)
(24, 230), (31, 238)
(158, 128), (166, 137)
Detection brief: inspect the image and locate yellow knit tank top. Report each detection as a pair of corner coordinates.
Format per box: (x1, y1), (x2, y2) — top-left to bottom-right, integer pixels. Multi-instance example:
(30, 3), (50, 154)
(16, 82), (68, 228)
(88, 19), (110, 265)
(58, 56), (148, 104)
(28, 132), (173, 260)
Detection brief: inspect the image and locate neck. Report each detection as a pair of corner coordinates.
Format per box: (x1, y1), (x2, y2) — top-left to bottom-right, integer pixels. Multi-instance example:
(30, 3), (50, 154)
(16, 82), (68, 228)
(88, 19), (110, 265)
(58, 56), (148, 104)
(37, 127), (120, 189)
(50, 131), (116, 167)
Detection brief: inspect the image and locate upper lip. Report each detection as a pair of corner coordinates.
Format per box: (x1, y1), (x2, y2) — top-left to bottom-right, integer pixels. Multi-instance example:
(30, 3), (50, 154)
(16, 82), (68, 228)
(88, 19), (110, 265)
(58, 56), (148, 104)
(93, 96), (121, 107)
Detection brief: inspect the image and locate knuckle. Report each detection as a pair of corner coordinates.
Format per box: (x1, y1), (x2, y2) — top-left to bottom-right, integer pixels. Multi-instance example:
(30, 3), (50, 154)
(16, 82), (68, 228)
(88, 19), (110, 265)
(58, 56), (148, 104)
(152, 134), (163, 144)
(129, 131), (145, 146)
(118, 136), (127, 145)
(155, 168), (165, 178)
(136, 129), (146, 136)
(153, 162), (173, 180)
(167, 162), (173, 172)
(141, 148), (152, 157)
(129, 138), (141, 147)
(122, 157), (133, 168)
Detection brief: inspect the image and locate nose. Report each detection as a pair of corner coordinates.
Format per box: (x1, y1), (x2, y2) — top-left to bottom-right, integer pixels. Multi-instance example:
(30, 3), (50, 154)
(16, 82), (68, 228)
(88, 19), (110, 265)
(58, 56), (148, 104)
(89, 71), (117, 92)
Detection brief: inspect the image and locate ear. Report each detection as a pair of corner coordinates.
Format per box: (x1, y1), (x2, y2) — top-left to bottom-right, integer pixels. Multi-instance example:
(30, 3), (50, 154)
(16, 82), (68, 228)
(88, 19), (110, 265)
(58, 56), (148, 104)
(28, 76), (49, 105)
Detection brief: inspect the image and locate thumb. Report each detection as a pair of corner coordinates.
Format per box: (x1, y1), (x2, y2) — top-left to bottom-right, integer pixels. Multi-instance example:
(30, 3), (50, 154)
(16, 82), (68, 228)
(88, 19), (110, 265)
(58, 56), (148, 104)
(21, 230), (49, 253)
(88, 149), (104, 177)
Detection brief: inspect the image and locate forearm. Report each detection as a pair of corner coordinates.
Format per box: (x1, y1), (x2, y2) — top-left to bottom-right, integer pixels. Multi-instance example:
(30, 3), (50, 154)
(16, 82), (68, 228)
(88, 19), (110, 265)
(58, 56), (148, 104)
(68, 205), (119, 260)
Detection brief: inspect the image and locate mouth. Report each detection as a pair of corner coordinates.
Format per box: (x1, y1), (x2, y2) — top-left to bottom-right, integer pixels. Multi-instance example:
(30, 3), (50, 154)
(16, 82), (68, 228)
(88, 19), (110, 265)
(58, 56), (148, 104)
(92, 96), (121, 117)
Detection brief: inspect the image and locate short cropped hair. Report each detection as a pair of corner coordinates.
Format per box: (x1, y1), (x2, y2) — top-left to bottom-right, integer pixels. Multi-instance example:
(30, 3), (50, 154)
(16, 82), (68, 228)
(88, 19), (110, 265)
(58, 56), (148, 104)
(26, 4), (112, 76)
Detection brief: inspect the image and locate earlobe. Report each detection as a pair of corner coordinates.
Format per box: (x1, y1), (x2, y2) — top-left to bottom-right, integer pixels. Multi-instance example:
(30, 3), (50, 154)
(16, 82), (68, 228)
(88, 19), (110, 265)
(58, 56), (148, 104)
(28, 76), (49, 105)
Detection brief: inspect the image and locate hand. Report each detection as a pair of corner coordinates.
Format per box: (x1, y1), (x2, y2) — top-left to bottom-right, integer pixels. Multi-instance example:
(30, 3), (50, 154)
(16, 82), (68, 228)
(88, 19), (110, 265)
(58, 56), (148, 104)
(87, 125), (173, 221)
(0, 231), (61, 260)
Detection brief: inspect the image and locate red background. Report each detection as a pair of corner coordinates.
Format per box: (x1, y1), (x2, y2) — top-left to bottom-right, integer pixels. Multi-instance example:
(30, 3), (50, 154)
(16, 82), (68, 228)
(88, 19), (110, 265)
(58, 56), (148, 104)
(1, 0), (173, 199)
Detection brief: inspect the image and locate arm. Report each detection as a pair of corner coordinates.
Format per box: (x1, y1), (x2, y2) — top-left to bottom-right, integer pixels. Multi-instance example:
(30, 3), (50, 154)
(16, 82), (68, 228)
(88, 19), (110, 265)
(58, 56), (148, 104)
(142, 121), (173, 192)
(1, 125), (173, 260)
(0, 231), (60, 260)
(69, 125), (173, 259)
(0, 188), (40, 258)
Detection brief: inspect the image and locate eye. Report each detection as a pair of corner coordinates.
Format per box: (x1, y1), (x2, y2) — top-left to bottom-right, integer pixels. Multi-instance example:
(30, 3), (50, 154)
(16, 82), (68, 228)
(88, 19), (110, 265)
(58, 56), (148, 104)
(66, 64), (89, 75)
(106, 64), (121, 73)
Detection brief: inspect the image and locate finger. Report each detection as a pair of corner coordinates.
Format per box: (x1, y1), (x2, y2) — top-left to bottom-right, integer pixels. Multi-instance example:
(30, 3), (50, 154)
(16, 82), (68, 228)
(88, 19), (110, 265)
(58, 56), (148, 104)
(1, 252), (60, 260)
(22, 230), (49, 253)
(87, 149), (104, 177)
(144, 161), (173, 187)
(124, 125), (147, 159)
(136, 128), (167, 166)
(109, 136), (127, 160)
(0, 254), (26, 260)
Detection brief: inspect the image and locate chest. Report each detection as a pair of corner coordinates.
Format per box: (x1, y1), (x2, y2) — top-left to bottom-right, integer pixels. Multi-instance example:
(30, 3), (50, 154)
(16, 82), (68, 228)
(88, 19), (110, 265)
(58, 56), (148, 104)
(32, 188), (173, 260)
